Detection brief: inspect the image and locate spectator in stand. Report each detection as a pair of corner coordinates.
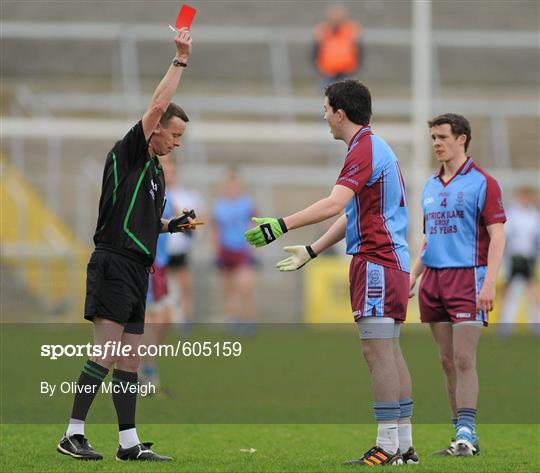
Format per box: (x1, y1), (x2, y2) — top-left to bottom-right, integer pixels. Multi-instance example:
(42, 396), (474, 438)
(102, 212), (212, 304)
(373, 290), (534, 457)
(497, 187), (540, 336)
(212, 169), (257, 329)
(313, 4), (362, 86)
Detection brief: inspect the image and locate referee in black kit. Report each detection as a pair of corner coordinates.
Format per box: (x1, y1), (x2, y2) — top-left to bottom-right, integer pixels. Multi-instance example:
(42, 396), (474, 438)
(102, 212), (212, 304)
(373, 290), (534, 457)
(57, 28), (197, 462)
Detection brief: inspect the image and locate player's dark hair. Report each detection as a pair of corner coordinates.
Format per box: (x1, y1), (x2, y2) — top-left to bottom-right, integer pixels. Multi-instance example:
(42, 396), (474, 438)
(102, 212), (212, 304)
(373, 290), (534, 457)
(160, 103), (189, 126)
(428, 113), (472, 151)
(325, 80), (372, 125)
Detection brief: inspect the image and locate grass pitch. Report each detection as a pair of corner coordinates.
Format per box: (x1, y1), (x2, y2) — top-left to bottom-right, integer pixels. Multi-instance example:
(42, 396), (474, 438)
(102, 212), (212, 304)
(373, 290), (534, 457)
(2, 325), (538, 424)
(1, 325), (538, 471)
(1, 423), (538, 472)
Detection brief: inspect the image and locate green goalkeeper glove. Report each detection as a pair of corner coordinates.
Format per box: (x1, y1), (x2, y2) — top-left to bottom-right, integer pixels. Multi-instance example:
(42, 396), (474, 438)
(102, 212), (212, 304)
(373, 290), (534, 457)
(276, 245), (318, 271)
(244, 217), (288, 247)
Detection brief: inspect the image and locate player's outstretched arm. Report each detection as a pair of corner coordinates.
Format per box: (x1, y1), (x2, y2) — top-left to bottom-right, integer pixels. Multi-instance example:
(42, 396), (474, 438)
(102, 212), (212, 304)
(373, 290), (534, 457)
(244, 217), (288, 247)
(141, 28), (192, 140)
(283, 185), (353, 231)
(477, 223), (505, 312)
(276, 215), (346, 271)
(409, 235), (426, 298)
(310, 214), (347, 255)
(245, 185), (353, 248)
(276, 246), (317, 271)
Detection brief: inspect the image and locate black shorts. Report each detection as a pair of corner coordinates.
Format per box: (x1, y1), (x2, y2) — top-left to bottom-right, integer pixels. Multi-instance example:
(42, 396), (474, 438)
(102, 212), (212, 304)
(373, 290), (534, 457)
(167, 253), (190, 269)
(84, 250), (149, 334)
(509, 255), (536, 281)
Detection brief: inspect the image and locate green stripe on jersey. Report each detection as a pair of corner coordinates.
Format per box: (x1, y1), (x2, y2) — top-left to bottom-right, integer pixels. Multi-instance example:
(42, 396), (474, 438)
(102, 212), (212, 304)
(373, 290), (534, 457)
(122, 160), (151, 255)
(95, 223), (106, 236)
(112, 152), (119, 204)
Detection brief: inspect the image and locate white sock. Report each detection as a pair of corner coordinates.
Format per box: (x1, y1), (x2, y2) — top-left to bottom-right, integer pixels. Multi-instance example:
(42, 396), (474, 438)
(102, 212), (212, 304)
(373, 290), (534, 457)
(119, 427), (141, 449)
(376, 422), (399, 454)
(398, 417), (412, 452)
(65, 418), (84, 437)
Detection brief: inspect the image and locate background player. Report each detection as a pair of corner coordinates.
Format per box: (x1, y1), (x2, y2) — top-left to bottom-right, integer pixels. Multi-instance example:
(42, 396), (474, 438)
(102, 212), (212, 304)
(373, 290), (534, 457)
(163, 154), (205, 327)
(213, 169), (257, 328)
(57, 29), (196, 462)
(245, 80), (418, 466)
(497, 187), (540, 336)
(409, 113), (506, 456)
(139, 191), (174, 394)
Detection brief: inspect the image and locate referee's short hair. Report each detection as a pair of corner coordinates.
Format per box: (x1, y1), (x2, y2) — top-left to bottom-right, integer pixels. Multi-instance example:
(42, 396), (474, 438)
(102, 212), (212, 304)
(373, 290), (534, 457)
(325, 80), (372, 126)
(160, 103), (189, 126)
(428, 113), (472, 151)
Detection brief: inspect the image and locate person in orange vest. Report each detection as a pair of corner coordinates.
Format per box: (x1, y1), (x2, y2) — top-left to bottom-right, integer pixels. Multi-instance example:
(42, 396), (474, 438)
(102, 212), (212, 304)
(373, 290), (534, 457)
(313, 4), (362, 86)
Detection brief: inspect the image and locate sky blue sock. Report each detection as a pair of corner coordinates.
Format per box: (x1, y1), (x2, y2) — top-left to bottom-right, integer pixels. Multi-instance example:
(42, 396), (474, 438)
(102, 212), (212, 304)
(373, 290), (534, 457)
(399, 398), (413, 418)
(456, 408), (477, 442)
(373, 401), (400, 421)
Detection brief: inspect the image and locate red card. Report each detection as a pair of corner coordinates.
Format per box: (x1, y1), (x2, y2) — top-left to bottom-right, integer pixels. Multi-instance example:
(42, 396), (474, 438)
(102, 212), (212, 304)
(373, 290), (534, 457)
(175, 5), (197, 29)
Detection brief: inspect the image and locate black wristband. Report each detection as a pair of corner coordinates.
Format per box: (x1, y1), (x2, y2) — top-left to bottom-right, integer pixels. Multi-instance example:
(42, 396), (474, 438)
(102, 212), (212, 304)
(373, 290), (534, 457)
(172, 58), (188, 68)
(168, 209), (196, 233)
(277, 218), (288, 234)
(306, 245), (318, 259)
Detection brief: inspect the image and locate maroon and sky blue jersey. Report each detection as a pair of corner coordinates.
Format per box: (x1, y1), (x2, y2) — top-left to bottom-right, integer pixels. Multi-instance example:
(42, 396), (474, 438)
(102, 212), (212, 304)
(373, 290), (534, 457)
(336, 126), (409, 273)
(421, 158), (506, 269)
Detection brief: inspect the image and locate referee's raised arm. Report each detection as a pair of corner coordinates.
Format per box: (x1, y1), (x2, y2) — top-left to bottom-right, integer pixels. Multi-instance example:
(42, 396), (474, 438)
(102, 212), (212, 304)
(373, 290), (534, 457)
(141, 27), (192, 140)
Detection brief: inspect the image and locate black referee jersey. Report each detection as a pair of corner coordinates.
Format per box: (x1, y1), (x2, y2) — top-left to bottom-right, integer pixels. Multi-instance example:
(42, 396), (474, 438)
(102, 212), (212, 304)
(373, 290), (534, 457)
(93, 121), (166, 266)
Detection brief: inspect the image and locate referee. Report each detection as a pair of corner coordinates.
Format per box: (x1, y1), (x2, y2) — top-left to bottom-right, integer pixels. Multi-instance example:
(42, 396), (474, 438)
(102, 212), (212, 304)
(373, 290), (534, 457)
(57, 28), (196, 462)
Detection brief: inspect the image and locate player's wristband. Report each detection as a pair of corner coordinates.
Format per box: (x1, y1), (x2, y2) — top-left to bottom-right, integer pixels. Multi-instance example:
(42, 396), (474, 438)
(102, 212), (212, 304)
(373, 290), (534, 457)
(277, 218), (288, 234)
(260, 218), (288, 245)
(306, 245), (317, 259)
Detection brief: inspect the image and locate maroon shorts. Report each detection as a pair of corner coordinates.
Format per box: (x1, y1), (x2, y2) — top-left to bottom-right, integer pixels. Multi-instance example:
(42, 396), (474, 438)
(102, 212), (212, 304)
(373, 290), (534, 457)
(419, 266), (488, 325)
(147, 265), (168, 304)
(216, 247), (254, 270)
(349, 256), (409, 322)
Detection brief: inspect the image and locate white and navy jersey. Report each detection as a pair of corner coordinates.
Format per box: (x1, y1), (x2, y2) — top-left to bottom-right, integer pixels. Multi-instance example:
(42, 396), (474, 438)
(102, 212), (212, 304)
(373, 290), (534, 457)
(93, 121), (166, 266)
(421, 158), (506, 269)
(337, 126), (409, 273)
(166, 187), (205, 256)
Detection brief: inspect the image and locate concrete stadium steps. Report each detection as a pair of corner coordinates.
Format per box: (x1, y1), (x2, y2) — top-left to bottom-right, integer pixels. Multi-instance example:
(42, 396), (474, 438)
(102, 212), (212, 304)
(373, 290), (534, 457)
(9, 112), (539, 247)
(2, 2), (538, 87)
(3, 33), (537, 87)
(3, 1), (536, 31)
(0, 158), (90, 319)
(0, 265), (50, 321)
(508, 118), (540, 169)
